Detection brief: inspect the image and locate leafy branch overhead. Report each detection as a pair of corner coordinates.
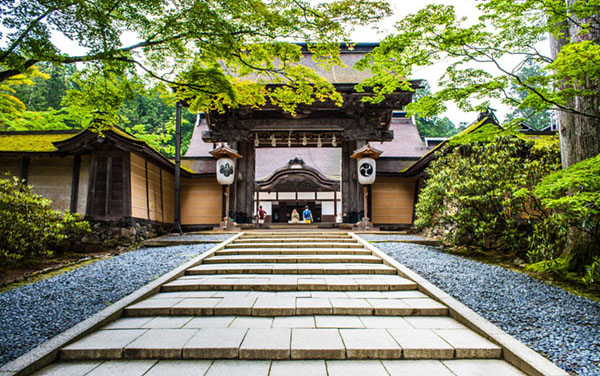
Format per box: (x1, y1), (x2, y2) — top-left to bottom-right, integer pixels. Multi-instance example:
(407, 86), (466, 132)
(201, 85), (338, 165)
(355, 1), (600, 120)
(0, 0), (390, 114)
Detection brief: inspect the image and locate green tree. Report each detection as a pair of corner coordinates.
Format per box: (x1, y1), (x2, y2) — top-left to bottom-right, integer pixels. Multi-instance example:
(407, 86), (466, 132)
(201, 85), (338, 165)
(12, 62), (76, 111)
(505, 61), (557, 130)
(0, 0), (390, 116)
(355, 1), (600, 168)
(413, 81), (459, 138)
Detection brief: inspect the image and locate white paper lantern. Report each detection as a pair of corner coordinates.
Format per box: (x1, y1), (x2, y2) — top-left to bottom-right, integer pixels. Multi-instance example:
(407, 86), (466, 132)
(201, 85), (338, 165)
(216, 158), (235, 185)
(357, 157), (376, 185)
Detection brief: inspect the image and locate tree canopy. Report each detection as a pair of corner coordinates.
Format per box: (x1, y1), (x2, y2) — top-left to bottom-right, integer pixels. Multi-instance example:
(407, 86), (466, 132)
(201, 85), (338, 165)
(355, 0), (600, 166)
(1, 0), (390, 117)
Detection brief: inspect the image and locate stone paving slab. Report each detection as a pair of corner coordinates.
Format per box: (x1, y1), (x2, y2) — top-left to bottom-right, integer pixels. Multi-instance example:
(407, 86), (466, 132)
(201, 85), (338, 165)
(340, 329), (403, 359)
(60, 329), (147, 360)
(239, 329), (291, 359)
(291, 329), (345, 359)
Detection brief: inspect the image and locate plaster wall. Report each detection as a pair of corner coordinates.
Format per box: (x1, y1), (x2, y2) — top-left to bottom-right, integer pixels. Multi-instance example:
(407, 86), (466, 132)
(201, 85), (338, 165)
(28, 155), (74, 212)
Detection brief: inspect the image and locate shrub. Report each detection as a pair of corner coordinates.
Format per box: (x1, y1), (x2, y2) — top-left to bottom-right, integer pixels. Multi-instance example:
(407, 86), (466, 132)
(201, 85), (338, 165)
(415, 124), (561, 256)
(0, 175), (90, 265)
(530, 153), (600, 277)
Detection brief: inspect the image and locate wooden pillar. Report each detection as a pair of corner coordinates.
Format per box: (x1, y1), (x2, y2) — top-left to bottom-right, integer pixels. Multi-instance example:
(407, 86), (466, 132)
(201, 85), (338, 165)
(173, 102), (182, 233)
(342, 140), (362, 223)
(233, 140), (255, 223)
(70, 155), (81, 213)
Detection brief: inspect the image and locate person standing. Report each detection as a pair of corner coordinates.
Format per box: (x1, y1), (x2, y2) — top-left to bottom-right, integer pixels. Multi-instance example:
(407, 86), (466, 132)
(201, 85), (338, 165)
(302, 205), (313, 223)
(257, 205), (267, 228)
(290, 208), (300, 223)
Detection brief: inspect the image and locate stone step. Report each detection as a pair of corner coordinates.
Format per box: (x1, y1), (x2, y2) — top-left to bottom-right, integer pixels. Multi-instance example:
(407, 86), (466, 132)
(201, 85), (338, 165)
(59, 327), (501, 361)
(215, 248), (373, 256)
(243, 232), (348, 236)
(242, 234), (352, 239)
(202, 255), (382, 264)
(226, 242), (365, 249)
(187, 263), (398, 275)
(161, 274), (417, 292)
(35, 359), (529, 375)
(124, 294), (447, 316)
(234, 238), (357, 243)
(101, 314), (461, 330)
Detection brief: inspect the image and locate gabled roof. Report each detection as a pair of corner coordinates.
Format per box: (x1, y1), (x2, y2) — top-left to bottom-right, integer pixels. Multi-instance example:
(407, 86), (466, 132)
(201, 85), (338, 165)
(256, 156), (340, 192)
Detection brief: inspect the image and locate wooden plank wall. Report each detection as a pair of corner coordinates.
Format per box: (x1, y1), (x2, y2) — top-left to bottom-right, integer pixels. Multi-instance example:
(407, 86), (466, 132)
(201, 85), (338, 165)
(147, 162), (162, 221)
(162, 170), (175, 223)
(181, 177), (222, 225)
(371, 176), (416, 225)
(130, 153), (148, 220)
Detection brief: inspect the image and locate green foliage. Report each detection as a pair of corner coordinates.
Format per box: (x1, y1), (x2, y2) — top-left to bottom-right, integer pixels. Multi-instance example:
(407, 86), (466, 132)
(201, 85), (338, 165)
(0, 176), (90, 265)
(584, 257), (600, 285)
(415, 126), (561, 255)
(355, 1), (600, 121)
(530, 153), (600, 272)
(0, 66), (49, 127)
(0, 0), (390, 115)
(412, 82), (460, 138)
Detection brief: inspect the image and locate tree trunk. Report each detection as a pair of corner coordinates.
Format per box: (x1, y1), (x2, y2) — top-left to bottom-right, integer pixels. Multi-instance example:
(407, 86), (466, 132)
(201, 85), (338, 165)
(553, 0), (600, 168)
(551, 2), (600, 266)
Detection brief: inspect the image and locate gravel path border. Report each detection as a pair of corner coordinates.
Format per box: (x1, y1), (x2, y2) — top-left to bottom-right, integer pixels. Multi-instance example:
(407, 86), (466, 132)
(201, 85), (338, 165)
(374, 241), (600, 376)
(0, 242), (219, 367)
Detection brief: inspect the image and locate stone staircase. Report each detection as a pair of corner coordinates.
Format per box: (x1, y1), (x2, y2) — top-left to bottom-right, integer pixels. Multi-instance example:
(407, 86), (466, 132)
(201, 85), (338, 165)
(32, 231), (533, 375)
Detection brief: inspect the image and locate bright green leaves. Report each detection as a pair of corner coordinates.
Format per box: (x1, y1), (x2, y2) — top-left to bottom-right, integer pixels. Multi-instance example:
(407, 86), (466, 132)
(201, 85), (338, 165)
(0, 175), (90, 265)
(61, 64), (139, 128)
(415, 127), (561, 254)
(355, 0), (600, 127)
(535, 153), (600, 222)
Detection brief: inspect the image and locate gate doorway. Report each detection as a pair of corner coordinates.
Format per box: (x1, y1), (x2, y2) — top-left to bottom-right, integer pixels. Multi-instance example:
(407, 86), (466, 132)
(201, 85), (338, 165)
(272, 201), (322, 223)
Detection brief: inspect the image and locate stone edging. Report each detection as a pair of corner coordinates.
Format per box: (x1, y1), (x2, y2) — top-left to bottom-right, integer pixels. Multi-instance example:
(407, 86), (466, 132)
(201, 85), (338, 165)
(351, 232), (568, 376)
(0, 232), (244, 376)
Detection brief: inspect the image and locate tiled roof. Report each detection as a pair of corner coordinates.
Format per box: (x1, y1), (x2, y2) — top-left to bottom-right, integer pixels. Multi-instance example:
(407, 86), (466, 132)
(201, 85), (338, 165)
(372, 117), (429, 158)
(184, 117), (214, 158)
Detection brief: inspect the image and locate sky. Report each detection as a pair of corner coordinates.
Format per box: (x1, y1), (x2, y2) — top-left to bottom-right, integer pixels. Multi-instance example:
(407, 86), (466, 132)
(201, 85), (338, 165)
(48, 0), (544, 126)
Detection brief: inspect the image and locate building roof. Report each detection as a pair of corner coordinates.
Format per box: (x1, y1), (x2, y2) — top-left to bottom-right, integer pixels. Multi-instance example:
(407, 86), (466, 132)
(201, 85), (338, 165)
(256, 147), (341, 180)
(184, 116), (214, 158)
(242, 43), (377, 84)
(0, 130), (78, 153)
(371, 115), (429, 158)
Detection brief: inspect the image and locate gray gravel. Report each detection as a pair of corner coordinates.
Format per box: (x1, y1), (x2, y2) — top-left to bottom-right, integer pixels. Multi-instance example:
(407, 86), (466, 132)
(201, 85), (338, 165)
(155, 234), (234, 242)
(375, 242), (600, 376)
(0, 243), (214, 367)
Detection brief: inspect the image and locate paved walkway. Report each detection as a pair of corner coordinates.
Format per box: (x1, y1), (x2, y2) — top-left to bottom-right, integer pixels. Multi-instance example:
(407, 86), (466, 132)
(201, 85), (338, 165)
(31, 232), (538, 375)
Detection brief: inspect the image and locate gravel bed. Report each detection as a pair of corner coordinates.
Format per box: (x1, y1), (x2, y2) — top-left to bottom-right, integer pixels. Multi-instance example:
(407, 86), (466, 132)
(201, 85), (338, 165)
(0, 243), (214, 367)
(360, 234), (428, 242)
(375, 242), (600, 376)
(155, 234), (234, 242)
